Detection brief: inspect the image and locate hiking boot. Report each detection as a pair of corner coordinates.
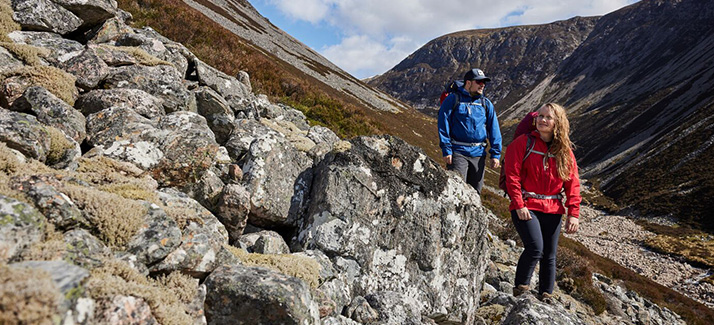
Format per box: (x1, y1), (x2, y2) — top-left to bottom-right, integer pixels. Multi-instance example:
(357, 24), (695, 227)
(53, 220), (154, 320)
(513, 284), (530, 297)
(539, 292), (556, 304)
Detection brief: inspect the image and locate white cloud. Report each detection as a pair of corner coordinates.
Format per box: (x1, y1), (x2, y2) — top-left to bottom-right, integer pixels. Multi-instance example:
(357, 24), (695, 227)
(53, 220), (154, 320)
(321, 35), (418, 78)
(267, 0), (332, 23)
(262, 0), (638, 78)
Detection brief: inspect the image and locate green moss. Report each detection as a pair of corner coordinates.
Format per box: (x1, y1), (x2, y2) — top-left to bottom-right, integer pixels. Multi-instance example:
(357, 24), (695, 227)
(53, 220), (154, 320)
(224, 245), (321, 289)
(0, 66), (77, 105)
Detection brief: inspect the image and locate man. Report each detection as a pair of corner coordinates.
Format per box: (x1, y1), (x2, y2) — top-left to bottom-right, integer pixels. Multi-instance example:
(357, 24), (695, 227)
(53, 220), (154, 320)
(438, 68), (502, 194)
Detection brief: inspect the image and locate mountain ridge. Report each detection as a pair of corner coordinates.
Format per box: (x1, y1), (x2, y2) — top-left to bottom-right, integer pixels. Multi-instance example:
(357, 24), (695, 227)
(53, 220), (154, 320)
(369, 0), (714, 231)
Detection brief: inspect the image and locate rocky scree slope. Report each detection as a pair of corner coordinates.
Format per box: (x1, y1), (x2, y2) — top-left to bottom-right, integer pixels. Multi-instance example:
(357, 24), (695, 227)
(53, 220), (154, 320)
(0, 0), (692, 324)
(369, 0), (714, 231)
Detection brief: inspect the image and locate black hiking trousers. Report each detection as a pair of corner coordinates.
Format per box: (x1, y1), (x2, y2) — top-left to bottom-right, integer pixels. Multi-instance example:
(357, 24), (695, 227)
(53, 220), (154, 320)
(511, 209), (562, 295)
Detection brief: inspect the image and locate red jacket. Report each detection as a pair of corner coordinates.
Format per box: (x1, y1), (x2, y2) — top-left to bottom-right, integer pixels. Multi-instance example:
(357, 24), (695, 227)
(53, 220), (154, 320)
(504, 131), (581, 218)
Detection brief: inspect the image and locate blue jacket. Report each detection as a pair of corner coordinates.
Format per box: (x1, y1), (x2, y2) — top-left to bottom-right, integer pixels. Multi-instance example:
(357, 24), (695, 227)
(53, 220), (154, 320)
(438, 87), (502, 158)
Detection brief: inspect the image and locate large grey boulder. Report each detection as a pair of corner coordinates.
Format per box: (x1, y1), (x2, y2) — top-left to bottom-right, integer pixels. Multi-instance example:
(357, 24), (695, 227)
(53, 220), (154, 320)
(149, 188), (230, 277)
(204, 264), (320, 324)
(195, 86), (235, 145)
(151, 111), (220, 187)
(125, 203), (182, 266)
(224, 118), (272, 161)
(102, 64), (195, 113)
(215, 183), (251, 243)
(52, 0), (117, 27)
(193, 58), (254, 115)
(296, 135), (492, 323)
(85, 17), (133, 44)
(501, 295), (586, 325)
(238, 230), (290, 255)
(119, 28), (191, 78)
(61, 46), (110, 89)
(7, 31), (84, 66)
(10, 0), (83, 35)
(63, 228), (111, 269)
(11, 86), (87, 143)
(0, 109), (50, 162)
(75, 88), (165, 119)
(9, 260), (95, 324)
(10, 175), (88, 230)
(0, 194), (45, 262)
(241, 130), (313, 228)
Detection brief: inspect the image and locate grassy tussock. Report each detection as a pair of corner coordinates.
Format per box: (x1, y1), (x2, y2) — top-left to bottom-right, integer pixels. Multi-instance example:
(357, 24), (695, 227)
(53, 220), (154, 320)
(0, 264), (59, 324)
(0, 0), (19, 43)
(96, 44), (173, 67)
(21, 223), (66, 261)
(0, 66), (77, 105)
(163, 206), (204, 229)
(0, 43), (50, 66)
(87, 259), (195, 324)
(61, 183), (146, 248)
(644, 234), (714, 268)
(224, 245), (320, 289)
(46, 126), (76, 165)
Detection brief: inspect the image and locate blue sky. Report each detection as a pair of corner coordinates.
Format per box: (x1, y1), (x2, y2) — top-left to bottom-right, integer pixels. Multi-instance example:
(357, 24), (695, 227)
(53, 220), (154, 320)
(251, 0), (638, 79)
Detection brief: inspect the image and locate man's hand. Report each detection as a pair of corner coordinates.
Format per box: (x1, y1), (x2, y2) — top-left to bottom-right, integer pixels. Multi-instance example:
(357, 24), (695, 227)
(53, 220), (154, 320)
(490, 158), (500, 169)
(444, 155), (452, 165)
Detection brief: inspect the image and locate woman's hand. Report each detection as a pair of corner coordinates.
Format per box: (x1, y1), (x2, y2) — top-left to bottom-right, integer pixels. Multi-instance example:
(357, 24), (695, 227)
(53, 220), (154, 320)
(516, 207), (531, 220)
(565, 216), (579, 233)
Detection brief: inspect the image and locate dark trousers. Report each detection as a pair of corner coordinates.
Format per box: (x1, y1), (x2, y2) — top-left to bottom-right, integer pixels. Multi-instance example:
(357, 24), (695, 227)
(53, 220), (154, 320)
(448, 153), (486, 193)
(511, 209), (562, 294)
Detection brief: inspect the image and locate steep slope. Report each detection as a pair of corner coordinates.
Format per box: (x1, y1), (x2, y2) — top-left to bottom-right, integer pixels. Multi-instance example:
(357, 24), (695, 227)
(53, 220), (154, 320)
(180, 0), (405, 113)
(367, 16), (598, 115)
(370, 0), (714, 231)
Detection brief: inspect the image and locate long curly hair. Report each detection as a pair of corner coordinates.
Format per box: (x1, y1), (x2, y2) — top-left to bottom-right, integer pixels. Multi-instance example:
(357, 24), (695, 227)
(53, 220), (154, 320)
(542, 103), (575, 181)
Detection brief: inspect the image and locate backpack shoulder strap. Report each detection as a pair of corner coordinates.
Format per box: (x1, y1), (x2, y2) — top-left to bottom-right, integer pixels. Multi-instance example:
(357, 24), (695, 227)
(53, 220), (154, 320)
(451, 92), (461, 113)
(522, 134), (536, 162)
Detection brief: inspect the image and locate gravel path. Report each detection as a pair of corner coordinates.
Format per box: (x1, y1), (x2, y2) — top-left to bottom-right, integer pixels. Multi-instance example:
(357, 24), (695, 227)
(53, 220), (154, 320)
(565, 206), (714, 309)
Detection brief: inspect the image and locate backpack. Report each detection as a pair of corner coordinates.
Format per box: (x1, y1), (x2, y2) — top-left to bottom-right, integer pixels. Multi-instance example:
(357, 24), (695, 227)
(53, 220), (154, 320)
(498, 111), (538, 195)
(439, 80), (463, 105)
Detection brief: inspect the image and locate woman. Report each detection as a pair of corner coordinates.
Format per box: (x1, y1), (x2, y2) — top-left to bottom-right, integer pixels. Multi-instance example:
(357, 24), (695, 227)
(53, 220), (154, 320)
(503, 103), (581, 302)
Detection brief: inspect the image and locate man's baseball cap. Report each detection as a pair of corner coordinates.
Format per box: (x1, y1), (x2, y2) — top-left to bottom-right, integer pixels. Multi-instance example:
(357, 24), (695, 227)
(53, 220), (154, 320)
(464, 68), (491, 82)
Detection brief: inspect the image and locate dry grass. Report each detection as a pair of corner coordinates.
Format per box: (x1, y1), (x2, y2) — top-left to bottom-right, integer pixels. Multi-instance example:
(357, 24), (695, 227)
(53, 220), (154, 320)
(0, 264), (59, 324)
(0, 66), (77, 105)
(61, 183), (146, 248)
(224, 245), (320, 288)
(0, 0), (19, 43)
(46, 126), (76, 165)
(87, 259), (194, 324)
(96, 44), (173, 67)
(0, 43), (50, 66)
(21, 223), (65, 262)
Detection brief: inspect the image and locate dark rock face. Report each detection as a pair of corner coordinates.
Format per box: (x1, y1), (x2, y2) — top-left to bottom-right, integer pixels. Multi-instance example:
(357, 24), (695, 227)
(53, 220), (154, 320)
(204, 264), (320, 324)
(367, 16), (598, 114)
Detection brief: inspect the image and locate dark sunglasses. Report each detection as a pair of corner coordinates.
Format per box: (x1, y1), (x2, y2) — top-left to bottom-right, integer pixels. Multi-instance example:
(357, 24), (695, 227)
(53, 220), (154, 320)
(470, 79), (486, 85)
